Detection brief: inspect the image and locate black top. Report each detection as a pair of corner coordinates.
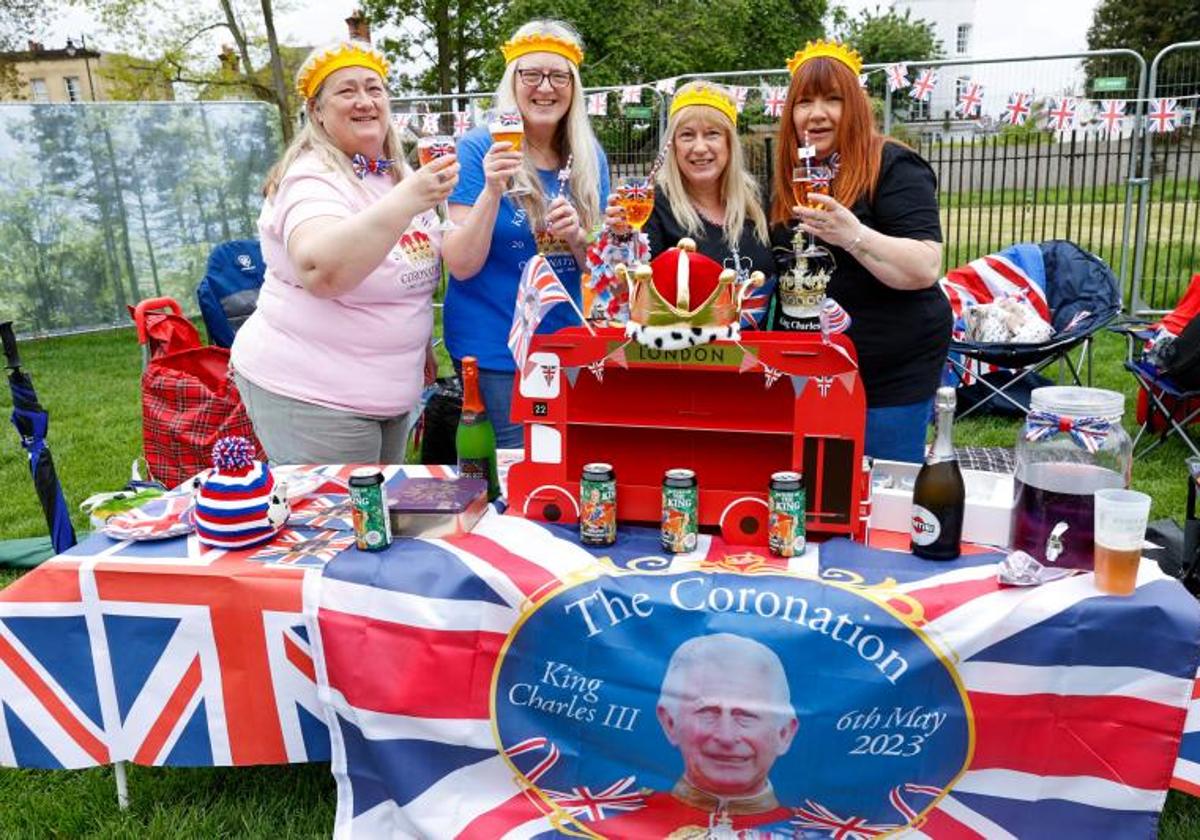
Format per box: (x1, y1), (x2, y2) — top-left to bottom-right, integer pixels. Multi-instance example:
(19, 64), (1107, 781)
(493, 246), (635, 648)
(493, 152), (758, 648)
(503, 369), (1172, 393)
(770, 142), (951, 407)
(644, 193), (776, 282)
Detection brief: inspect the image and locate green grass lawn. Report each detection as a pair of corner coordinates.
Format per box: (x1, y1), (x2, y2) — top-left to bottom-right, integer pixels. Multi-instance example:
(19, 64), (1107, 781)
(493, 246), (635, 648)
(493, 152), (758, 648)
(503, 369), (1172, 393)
(1, 325), (1198, 836)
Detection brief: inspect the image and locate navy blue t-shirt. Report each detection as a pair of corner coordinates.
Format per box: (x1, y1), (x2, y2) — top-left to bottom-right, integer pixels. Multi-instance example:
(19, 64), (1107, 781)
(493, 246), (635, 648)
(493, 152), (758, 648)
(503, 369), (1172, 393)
(444, 126), (609, 371)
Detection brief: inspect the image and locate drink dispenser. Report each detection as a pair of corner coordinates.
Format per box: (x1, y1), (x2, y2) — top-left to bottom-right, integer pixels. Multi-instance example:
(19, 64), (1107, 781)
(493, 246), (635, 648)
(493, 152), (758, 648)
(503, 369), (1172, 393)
(1011, 386), (1132, 570)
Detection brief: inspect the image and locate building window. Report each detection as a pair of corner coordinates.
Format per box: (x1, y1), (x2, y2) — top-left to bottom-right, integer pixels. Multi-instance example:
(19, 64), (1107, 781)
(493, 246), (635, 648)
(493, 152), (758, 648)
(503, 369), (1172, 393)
(30, 78), (49, 103)
(956, 24), (972, 55)
(64, 76), (81, 102)
(909, 98), (930, 121)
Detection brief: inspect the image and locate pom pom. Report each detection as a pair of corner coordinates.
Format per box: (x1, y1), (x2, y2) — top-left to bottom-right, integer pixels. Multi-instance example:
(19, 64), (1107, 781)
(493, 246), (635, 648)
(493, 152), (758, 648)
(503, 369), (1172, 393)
(212, 436), (257, 472)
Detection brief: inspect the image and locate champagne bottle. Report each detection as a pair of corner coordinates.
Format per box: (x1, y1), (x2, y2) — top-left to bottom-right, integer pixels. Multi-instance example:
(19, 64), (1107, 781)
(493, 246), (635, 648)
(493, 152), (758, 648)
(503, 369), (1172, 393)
(910, 386), (965, 560)
(456, 356), (500, 501)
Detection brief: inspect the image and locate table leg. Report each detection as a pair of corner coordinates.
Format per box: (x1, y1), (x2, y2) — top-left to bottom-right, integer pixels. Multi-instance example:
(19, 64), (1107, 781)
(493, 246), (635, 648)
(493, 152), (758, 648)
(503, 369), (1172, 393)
(114, 760), (129, 809)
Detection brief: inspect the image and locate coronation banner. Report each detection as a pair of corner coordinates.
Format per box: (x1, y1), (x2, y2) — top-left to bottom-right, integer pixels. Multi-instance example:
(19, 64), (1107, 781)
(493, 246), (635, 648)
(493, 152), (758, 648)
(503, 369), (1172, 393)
(311, 512), (1200, 839)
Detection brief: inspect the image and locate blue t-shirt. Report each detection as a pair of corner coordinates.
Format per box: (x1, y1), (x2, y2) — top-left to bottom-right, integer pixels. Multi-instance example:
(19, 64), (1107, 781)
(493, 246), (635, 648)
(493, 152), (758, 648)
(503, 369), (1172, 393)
(444, 125), (609, 371)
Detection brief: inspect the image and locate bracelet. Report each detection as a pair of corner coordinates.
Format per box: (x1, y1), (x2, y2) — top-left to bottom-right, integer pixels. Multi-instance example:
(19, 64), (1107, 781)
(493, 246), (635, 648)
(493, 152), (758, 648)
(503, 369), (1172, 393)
(847, 225), (866, 255)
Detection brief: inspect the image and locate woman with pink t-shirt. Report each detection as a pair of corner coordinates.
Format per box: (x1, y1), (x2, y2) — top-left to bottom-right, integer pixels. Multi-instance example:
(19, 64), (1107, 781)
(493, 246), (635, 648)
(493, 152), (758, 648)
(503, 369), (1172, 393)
(231, 40), (459, 465)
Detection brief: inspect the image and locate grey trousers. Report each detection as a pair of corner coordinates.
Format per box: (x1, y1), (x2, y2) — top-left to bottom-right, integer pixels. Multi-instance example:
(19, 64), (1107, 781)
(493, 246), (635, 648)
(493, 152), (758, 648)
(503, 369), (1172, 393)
(234, 373), (410, 465)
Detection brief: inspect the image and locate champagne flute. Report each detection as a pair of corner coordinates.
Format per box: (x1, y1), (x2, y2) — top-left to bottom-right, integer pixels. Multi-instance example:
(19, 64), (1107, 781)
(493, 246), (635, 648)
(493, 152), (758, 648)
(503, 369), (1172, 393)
(416, 134), (458, 231)
(488, 109), (530, 197)
(791, 163), (833, 257)
(614, 176), (654, 264)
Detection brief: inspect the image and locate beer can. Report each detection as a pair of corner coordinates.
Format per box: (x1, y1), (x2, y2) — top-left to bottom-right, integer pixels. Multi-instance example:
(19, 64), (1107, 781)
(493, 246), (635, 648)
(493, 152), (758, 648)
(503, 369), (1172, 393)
(768, 471), (806, 558)
(349, 467), (392, 551)
(661, 468), (699, 554)
(580, 463), (617, 546)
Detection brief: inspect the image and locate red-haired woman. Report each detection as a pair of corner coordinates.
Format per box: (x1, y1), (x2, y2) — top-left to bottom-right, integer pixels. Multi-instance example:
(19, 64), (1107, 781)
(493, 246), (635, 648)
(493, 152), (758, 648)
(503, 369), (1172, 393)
(770, 42), (950, 463)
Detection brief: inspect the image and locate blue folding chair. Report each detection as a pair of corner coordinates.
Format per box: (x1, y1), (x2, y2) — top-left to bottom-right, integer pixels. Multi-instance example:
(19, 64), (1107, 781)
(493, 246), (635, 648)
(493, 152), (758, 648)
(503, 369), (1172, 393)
(1112, 320), (1200, 459)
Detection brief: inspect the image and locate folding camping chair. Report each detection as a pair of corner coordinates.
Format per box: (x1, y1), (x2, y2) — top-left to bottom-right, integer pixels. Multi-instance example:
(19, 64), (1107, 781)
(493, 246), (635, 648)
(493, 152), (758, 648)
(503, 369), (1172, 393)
(940, 240), (1122, 420)
(1111, 274), (1200, 459)
(196, 239), (265, 348)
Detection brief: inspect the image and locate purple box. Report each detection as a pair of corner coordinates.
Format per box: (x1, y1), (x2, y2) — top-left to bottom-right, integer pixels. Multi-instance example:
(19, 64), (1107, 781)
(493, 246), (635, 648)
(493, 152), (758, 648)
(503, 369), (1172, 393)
(387, 478), (489, 538)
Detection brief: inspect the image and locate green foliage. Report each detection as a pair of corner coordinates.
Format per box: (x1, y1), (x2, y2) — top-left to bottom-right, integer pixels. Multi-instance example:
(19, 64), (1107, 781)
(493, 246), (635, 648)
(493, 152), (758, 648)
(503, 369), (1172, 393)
(834, 4), (942, 67)
(1086, 0), (1200, 96)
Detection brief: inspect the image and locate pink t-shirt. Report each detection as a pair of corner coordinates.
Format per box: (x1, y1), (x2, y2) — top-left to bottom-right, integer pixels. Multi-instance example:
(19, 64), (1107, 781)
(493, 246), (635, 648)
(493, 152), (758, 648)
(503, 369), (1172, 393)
(231, 152), (441, 417)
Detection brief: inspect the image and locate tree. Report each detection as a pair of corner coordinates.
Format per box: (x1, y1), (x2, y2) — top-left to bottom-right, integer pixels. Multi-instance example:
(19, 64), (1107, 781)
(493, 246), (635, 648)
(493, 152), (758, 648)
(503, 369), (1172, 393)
(832, 4), (942, 68)
(360, 0), (505, 97)
(74, 0), (298, 143)
(1086, 0), (1200, 95)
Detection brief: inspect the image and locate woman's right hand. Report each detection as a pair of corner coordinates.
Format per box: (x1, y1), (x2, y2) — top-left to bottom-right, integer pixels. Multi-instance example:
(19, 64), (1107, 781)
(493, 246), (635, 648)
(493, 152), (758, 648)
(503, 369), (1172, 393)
(604, 193), (629, 234)
(399, 154), (459, 214)
(482, 141), (524, 197)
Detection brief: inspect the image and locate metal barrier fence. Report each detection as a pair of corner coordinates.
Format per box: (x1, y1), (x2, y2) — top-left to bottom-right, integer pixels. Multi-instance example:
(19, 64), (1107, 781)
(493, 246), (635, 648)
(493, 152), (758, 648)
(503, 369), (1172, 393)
(3, 43), (1198, 336)
(0, 101), (280, 336)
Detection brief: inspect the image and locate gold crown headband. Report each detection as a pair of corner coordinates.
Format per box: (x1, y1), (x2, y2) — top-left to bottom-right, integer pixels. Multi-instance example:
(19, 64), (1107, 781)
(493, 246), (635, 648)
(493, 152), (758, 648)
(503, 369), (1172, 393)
(787, 39), (863, 76)
(501, 33), (583, 67)
(296, 42), (391, 100)
(669, 84), (738, 125)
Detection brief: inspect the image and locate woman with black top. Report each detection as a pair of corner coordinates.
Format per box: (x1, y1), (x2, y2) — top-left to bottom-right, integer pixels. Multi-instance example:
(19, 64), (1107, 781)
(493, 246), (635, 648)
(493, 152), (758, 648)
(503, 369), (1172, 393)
(771, 41), (951, 463)
(606, 81), (773, 283)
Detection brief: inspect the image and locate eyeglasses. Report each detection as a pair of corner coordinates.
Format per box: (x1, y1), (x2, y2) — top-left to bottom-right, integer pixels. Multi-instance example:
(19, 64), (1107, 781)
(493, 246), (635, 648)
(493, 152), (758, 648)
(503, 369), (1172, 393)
(516, 68), (573, 89)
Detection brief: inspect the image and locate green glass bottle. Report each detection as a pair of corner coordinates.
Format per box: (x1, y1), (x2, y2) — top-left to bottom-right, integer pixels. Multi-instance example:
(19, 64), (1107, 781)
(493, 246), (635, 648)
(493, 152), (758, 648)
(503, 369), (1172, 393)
(456, 356), (501, 501)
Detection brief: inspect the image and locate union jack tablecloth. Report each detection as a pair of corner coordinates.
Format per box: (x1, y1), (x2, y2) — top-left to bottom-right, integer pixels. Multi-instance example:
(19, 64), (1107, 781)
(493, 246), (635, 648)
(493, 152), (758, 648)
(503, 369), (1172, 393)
(0, 464), (449, 769)
(311, 514), (1200, 840)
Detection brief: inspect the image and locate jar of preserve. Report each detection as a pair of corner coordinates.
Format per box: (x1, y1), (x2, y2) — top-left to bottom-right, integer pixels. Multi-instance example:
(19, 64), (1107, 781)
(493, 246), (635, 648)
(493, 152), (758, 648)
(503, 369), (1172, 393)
(1010, 386), (1132, 570)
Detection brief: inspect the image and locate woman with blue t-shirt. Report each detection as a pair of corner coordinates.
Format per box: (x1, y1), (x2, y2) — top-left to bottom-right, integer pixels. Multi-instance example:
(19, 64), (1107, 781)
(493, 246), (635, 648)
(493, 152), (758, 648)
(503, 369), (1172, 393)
(442, 19), (609, 448)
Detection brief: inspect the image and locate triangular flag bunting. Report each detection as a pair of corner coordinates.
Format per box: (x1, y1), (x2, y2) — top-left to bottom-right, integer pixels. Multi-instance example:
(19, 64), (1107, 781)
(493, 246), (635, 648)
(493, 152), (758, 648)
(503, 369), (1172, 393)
(790, 375), (809, 397)
(564, 367), (581, 388)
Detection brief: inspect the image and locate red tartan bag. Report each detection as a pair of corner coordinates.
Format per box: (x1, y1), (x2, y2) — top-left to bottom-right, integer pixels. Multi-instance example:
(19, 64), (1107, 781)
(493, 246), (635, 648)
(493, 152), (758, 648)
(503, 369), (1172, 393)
(133, 298), (262, 490)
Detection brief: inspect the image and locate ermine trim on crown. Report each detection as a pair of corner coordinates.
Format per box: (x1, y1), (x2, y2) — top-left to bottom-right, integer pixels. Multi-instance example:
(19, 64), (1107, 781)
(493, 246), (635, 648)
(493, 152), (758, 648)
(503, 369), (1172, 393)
(787, 39), (864, 76)
(296, 41), (391, 100)
(500, 33), (584, 67)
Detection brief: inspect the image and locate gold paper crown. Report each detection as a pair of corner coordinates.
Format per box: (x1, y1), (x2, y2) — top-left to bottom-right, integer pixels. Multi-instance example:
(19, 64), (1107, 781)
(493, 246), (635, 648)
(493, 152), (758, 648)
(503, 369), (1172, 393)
(787, 40), (863, 76)
(500, 33), (583, 67)
(669, 83), (738, 125)
(296, 41), (391, 100)
(779, 262), (831, 312)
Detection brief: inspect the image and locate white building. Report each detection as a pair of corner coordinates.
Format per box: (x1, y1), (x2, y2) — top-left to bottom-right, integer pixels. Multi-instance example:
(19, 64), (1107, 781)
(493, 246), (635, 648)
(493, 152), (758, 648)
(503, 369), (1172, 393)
(890, 0), (1113, 128)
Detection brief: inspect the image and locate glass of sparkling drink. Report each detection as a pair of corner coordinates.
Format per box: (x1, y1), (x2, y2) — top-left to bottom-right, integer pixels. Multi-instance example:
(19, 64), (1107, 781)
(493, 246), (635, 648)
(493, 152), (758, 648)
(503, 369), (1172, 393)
(614, 176), (655, 238)
(792, 163), (833, 257)
(417, 134), (457, 230)
(488, 109), (529, 196)
(1093, 488), (1151, 596)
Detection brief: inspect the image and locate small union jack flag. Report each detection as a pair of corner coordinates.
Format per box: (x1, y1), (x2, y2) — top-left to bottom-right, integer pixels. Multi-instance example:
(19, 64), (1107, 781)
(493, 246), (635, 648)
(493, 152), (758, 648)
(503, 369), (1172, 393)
(586, 359), (605, 382)
(762, 85), (788, 117)
(290, 495), (354, 530)
(955, 81), (985, 118)
(103, 492), (194, 540)
(620, 85), (641, 105)
(886, 63), (909, 92)
(249, 529), (356, 568)
(1147, 98), (1180, 134)
(452, 109), (472, 137)
(1097, 99), (1127, 135)
(545, 777), (645, 821)
(586, 92), (608, 116)
(729, 85), (749, 113)
(762, 364), (783, 389)
(792, 799), (896, 839)
(1003, 91), (1033, 126)
(508, 254), (575, 374)
(655, 77), (677, 94)
(420, 112), (440, 136)
(1044, 96), (1078, 131)
(910, 68), (937, 102)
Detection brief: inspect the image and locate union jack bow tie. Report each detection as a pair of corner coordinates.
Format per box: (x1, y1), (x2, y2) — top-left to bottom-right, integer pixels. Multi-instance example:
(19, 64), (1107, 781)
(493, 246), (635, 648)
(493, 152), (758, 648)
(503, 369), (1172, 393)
(351, 153), (394, 179)
(1024, 410), (1113, 454)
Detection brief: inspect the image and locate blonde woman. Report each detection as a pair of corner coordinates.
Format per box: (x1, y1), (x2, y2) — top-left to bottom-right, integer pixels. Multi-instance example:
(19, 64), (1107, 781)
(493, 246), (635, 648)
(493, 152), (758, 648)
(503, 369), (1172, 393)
(607, 81), (773, 282)
(442, 19), (610, 447)
(230, 40), (458, 464)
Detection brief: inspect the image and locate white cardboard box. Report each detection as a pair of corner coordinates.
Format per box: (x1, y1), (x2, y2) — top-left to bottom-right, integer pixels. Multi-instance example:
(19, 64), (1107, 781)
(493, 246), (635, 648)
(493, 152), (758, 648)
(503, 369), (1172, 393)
(869, 460), (1014, 549)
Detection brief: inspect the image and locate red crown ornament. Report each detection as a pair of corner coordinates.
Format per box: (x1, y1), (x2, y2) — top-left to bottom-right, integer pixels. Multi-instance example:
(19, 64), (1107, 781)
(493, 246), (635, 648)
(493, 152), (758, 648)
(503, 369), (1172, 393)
(617, 238), (763, 349)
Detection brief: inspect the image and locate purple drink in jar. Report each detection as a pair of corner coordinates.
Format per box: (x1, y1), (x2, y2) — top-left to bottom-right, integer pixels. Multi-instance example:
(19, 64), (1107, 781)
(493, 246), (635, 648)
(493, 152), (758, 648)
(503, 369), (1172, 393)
(1010, 461), (1124, 570)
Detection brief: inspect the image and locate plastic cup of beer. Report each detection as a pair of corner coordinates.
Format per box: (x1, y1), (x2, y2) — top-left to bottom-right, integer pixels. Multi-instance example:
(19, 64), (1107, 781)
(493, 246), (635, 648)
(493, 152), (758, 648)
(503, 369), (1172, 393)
(1093, 488), (1151, 596)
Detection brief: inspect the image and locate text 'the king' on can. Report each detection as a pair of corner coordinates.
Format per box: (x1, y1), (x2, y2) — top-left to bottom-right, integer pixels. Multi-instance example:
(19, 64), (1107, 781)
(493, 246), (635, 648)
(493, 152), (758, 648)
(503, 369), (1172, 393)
(349, 467), (392, 552)
(580, 463), (617, 546)
(661, 468), (699, 554)
(768, 471), (806, 558)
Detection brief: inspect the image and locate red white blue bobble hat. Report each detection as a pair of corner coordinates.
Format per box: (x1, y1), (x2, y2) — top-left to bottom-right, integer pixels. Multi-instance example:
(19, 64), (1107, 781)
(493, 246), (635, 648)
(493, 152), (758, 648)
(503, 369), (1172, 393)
(193, 437), (289, 549)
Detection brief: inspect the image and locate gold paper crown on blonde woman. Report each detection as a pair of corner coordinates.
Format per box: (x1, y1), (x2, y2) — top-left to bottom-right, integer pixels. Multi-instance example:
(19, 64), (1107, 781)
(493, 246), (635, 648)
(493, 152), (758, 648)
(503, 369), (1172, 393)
(500, 33), (583, 66)
(669, 83), (738, 125)
(786, 39), (863, 76)
(296, 41), (391, 100)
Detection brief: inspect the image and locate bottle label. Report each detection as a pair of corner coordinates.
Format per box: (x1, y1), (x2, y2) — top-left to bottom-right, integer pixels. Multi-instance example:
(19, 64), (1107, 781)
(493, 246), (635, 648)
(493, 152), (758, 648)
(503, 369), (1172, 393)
(459, 457), (489, 482)
(910, 504), (942, 546)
